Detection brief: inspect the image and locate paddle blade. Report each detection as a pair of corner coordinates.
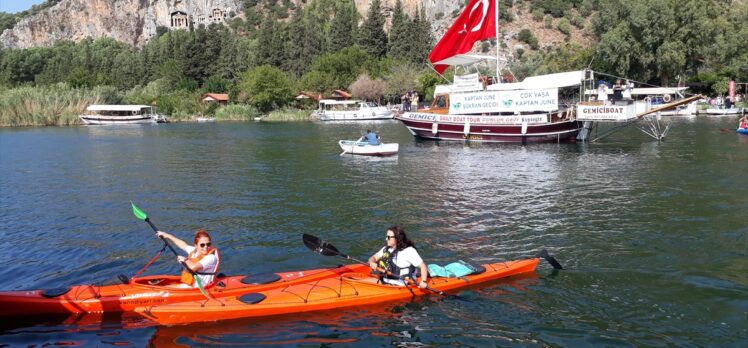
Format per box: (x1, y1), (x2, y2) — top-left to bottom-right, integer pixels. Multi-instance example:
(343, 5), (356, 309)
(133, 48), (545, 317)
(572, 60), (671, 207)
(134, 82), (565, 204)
(536, 249), (564, 270)
(302, 234), (341, 257)
(131, 201), (148, 221)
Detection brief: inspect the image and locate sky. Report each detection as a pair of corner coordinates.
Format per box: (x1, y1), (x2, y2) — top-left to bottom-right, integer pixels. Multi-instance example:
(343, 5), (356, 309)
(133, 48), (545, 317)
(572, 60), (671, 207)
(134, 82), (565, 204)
(0, 0), (46, 14)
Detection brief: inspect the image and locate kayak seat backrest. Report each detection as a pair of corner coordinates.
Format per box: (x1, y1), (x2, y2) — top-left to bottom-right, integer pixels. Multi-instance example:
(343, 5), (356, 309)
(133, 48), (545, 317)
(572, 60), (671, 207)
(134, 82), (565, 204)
(240, 273), (282, 285)
(428, 260), (486, 278)
(41, 287), (71, 298)
(239, 292), (266, 304)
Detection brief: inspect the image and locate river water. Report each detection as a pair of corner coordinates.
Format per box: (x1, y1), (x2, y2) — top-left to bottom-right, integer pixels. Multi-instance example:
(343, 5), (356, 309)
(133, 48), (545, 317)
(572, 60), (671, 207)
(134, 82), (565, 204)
(0, 118), (746, 347)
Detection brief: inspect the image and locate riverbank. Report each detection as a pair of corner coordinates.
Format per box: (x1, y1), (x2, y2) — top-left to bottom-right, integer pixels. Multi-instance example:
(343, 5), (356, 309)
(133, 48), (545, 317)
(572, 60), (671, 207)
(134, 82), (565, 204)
(0, 85), (316, 127)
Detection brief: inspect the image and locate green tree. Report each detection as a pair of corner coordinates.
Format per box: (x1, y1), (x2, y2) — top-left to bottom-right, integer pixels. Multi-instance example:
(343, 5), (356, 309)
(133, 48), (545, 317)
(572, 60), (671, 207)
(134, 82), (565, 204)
(387, 0), (409, 61)
(357, 0), (387, 58)
(329, 0), (358, 52)
(237, 65), (296, 112)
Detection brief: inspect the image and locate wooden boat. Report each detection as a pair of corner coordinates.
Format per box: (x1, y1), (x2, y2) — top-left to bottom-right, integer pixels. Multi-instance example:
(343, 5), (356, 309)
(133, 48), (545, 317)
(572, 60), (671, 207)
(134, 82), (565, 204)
(338, 140), (398, 156)
(79, 105), (162, 125)
(397, 60), (584, 143)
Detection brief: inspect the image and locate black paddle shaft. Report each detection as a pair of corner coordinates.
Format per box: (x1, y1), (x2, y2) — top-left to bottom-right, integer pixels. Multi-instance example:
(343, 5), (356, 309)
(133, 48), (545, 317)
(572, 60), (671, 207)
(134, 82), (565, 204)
(144, 217), (195, 275)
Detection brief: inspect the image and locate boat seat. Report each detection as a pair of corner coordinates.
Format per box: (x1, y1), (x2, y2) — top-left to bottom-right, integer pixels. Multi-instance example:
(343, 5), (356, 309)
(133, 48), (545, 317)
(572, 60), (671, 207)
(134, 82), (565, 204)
(41, 287), (71, 298)
(240, 273), (282, 285)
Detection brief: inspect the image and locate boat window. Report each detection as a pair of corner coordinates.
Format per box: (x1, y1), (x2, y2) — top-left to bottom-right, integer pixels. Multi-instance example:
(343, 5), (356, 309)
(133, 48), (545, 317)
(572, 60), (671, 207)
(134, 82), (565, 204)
(435, 96), (446, 108)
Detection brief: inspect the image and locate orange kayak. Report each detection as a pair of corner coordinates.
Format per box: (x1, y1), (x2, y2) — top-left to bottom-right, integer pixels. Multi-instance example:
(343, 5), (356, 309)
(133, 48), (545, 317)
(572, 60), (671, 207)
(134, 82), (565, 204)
(136, 258), (539, 325)
(0, 264), (367, 317)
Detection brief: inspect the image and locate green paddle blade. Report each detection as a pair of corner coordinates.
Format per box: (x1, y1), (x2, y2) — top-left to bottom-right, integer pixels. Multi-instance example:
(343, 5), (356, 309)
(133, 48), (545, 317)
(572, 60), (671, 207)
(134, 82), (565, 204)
(131, 201), (148, 221)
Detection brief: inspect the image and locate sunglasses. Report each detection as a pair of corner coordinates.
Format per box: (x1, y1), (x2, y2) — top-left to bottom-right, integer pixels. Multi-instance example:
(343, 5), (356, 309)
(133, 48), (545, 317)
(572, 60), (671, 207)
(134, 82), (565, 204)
(199, 242), (212, 248)
(385, 235), (395, 240)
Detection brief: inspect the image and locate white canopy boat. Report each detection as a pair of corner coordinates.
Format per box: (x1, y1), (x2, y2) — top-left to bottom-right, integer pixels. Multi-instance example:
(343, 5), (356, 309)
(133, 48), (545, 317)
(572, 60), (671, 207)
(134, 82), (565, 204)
(79, 105), (161, 125)
(338, 140), (399, 156)
(704, 107), (744, 116)
(313, 100), (394, 121)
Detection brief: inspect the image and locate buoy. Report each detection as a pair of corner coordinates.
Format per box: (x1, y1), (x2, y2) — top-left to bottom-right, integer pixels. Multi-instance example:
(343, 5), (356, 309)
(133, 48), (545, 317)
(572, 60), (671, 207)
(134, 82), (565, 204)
(431, 122), (438, 135)
(663, 95), (672, 103)
(463, 119), (470, 136)
(521, 121), (528, 135)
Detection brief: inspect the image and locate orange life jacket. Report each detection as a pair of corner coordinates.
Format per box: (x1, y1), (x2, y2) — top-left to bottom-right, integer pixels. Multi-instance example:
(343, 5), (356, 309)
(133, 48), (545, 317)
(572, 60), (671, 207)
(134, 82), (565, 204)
(180, 248), (220, 286)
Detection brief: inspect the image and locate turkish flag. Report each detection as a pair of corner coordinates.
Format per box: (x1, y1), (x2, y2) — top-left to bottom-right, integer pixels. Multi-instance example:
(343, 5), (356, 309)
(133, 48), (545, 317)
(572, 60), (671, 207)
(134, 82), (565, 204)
(428, 0), (496, 74)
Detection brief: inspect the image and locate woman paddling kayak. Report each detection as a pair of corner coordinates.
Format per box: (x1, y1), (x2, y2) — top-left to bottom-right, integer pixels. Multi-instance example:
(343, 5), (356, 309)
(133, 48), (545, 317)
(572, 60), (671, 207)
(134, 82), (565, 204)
(368, 226), (429, 288)
(156, 229), (220, 288)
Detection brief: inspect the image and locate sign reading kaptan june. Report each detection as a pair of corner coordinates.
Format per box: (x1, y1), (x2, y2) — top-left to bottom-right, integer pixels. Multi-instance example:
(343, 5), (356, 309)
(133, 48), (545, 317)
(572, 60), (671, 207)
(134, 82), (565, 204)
(449, 88), (558, 114)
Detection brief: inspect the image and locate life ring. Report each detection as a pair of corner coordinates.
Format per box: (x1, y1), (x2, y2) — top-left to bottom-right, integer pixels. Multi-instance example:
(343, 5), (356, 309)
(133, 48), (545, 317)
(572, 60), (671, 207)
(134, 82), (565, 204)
(663, 95), (672, 103)
(644, 96), (652, 103)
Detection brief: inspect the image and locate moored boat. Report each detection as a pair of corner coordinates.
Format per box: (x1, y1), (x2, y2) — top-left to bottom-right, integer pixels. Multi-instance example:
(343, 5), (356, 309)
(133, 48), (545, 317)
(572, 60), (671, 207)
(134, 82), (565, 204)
(79, 105), (162, 125)
(338, 140), (399, 156)
(0, 264), (367, 318)
(134, 258), (539, 325)
(705, 107), (744, 116)
(397, 68), (585, 143)
(313, 99), (394, 121)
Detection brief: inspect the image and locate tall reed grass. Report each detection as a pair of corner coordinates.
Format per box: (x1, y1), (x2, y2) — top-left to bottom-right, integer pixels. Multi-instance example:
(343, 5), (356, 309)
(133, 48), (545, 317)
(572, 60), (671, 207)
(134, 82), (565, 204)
(0, 84), (118, 127)
(262, 108), (312, 122)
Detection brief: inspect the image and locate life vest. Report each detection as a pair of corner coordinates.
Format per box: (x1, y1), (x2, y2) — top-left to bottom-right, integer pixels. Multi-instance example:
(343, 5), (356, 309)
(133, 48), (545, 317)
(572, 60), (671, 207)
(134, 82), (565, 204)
(180, 248), (220, 286)
(377, 247), (416, 280)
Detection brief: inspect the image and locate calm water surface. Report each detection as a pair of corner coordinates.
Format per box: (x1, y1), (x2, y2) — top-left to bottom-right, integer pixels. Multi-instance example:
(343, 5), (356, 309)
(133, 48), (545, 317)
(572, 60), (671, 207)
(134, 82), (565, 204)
(0, 117), (746, 347)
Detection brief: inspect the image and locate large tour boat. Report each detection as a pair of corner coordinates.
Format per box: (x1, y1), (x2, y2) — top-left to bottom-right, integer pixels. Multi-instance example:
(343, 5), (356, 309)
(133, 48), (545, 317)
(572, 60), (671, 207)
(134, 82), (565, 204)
(396, 0), (584, 143)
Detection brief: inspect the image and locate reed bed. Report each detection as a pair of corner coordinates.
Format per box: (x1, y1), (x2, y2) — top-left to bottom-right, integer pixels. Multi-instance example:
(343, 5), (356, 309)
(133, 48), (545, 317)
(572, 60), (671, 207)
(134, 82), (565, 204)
(0, 85), (116, 127)
(262, 108), (312, 122)
(214, 104), (261, 121)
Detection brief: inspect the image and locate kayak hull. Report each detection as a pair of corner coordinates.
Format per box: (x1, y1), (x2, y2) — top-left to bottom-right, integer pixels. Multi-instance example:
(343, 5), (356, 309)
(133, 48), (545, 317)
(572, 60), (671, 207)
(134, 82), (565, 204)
(0, 264), (367, 317)
(136, 258), (539, 325)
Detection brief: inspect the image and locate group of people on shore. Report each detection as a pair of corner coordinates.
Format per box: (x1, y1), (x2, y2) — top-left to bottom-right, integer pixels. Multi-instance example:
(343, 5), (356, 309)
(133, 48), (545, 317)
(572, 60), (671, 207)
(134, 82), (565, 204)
(156, 225), (430, 289)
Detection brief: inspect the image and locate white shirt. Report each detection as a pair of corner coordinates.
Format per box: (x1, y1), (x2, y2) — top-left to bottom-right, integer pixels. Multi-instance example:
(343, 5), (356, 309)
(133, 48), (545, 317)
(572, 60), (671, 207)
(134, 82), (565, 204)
(185, 246), (219, 288)
(375, 246), (424, 286)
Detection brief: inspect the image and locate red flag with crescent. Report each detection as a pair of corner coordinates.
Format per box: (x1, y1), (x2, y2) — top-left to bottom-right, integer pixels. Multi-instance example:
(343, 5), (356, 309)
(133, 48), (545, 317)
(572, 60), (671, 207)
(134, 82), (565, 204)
(428, 0), (496, 74)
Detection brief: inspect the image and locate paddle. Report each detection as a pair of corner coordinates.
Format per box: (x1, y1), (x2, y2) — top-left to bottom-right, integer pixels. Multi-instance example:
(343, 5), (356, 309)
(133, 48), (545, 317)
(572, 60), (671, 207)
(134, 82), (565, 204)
(302, 234), (466, 300)
(130, 202), (215, 301)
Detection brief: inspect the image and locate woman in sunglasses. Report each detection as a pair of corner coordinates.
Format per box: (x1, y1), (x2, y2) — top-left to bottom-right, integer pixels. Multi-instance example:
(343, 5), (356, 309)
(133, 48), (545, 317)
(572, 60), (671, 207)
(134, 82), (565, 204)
(156, 229), (220, 288)
(367, 226), (429, 288)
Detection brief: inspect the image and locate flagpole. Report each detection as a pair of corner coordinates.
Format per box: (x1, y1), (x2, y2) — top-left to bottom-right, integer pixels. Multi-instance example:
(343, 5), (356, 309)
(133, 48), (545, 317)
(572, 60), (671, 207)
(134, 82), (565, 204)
(495, 0), (500, 82)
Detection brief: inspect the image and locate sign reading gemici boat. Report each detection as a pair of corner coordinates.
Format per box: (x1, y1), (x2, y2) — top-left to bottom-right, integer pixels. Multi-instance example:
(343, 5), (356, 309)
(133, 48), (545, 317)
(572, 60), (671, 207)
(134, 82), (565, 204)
(449, 88), (558, 114)
(576, 104), (636, 121)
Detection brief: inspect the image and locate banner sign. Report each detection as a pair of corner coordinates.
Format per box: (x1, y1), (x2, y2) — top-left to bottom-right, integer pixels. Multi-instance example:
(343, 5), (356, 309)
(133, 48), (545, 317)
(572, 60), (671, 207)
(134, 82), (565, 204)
(452, 73), (483, 92)
(576, 104), (636, 121)
(448, 89), (558, 114)
(404, 112), (548, 124)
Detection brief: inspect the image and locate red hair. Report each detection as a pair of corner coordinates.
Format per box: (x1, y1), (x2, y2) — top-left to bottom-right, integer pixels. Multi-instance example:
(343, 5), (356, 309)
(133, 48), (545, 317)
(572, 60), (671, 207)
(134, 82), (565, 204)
(193, 229), (211, 244)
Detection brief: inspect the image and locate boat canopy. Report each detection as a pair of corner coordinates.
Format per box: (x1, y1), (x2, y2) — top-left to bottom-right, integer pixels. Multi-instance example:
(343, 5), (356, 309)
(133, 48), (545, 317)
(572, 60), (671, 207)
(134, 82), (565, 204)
(488, 70), (587, 91)
(86, 105), (152, 112)
(430, 54), (498, 67)
(583, 87), (689, 95)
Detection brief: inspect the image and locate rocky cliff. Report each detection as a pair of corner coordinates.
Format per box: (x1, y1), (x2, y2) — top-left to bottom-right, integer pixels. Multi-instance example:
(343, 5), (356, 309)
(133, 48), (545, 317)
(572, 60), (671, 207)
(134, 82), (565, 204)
(1, 0), (464, 49)
(1, 0), (244, 48)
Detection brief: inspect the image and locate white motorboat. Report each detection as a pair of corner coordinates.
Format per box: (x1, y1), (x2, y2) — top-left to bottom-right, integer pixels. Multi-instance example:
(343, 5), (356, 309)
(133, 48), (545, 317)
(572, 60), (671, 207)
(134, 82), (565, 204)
(313, 100), (394, 121)
(338, 140), (399, 156)
(704, 107), (744, 116)
(79, 105), (160, 125)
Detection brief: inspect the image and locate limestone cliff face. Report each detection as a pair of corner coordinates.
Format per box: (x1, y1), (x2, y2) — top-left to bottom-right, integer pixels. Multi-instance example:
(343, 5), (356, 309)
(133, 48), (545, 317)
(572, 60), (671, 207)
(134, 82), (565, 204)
(1, 0), (243, 48)
(0, 0), (462, 49)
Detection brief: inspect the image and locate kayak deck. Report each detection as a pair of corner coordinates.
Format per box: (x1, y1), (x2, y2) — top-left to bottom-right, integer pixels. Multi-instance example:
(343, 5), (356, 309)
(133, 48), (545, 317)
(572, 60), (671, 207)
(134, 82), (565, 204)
(136, 258), (539, 325)
(0, 264), (367, 317)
